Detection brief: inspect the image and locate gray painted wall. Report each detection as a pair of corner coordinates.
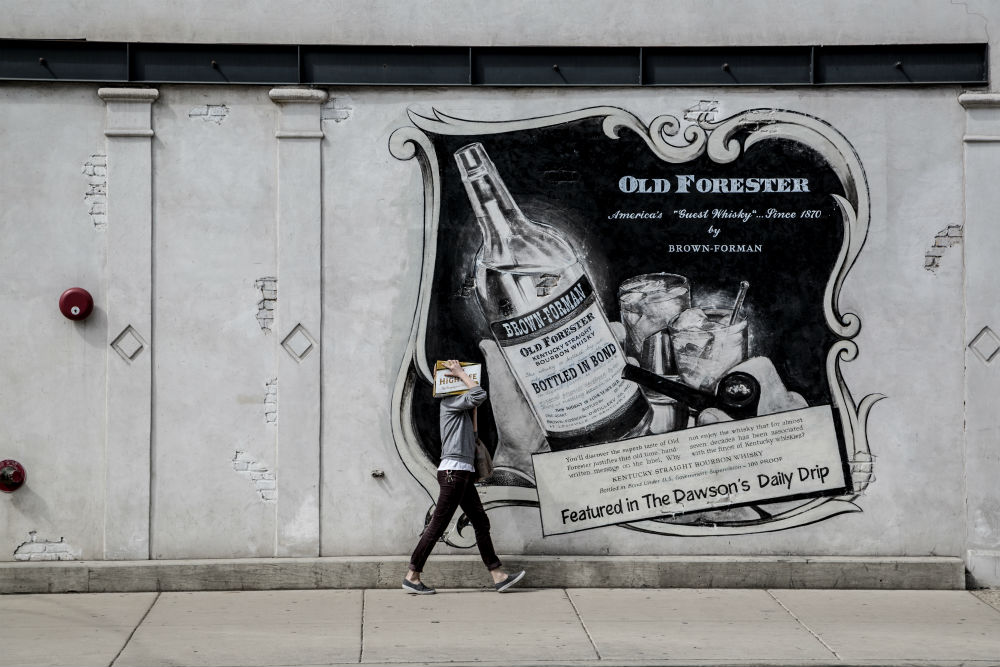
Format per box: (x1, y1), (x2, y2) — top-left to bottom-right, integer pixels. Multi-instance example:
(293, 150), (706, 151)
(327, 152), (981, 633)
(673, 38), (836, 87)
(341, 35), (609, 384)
(0, 1), (998, 586)
(0, 1), (992, 47)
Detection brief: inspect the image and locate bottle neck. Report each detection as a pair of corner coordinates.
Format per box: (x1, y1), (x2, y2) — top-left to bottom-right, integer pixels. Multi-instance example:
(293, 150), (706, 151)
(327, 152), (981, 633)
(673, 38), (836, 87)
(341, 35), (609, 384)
(461, 172), (529, 266)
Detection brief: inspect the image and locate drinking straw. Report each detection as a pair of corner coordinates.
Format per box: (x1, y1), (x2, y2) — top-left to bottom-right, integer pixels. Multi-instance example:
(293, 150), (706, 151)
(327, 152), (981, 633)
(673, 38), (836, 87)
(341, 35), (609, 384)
(729, 280), (750, 326)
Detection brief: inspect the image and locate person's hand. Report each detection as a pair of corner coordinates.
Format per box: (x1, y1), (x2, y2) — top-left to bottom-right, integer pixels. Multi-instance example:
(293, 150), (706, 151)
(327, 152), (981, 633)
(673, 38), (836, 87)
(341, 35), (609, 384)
(443, 359), (476, 388)
(694, 356), (807, 427)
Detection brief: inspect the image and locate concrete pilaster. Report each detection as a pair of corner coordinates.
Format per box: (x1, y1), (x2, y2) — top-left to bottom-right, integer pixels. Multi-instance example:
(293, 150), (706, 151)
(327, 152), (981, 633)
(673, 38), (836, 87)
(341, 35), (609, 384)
(98, 87), (158, 559)
(960, 92), (1000, 587)
(269, 88), (327, 556)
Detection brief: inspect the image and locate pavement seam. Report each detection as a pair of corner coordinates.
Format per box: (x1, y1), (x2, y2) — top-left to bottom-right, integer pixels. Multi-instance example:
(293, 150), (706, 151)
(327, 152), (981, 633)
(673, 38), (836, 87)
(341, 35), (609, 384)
(565, 589), (602, 660)
(108, 591), (161, 667)
(766, 589), (841, 661)
(359, 588), (366, 664)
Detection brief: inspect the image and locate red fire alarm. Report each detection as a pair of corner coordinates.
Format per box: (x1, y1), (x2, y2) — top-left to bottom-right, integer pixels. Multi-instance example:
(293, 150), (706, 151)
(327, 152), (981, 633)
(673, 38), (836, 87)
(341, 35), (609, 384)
(0, 460), (25, 493)
(59, 287), (94, 321)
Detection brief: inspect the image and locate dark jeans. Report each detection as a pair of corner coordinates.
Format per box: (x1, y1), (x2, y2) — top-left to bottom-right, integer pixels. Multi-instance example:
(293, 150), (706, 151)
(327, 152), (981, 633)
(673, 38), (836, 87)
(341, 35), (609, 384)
(409, 469), (502, 573)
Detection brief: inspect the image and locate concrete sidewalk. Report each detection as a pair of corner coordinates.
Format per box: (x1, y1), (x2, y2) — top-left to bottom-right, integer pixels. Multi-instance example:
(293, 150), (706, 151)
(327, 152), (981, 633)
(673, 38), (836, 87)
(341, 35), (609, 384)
(2, 588), (999, 667)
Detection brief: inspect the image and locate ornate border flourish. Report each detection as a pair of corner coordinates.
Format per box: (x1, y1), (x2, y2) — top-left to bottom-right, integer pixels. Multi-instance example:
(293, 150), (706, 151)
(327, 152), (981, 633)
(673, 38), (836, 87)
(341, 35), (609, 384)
(390, 106), (884, 542)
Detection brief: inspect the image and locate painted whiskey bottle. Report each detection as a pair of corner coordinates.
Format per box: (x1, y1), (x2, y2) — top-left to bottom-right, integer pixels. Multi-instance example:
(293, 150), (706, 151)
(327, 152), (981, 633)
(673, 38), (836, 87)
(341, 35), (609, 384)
(454, 143), (648, 450)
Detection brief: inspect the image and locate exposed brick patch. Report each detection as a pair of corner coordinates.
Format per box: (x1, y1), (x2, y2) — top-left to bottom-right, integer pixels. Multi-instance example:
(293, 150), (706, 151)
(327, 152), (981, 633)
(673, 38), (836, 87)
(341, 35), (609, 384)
(925, 225), (962, 272)
(255, 277), (277, 332)
(13, 531), (79, 561)
(264, 378), (277, 424)
(189, 104), (230, 123)
(321, 96), (353, 123)
(82, 154), (107, 230)
(849, 452), (876, 494)
(232, 450), (277, 502)
(684, 100), (719, 123)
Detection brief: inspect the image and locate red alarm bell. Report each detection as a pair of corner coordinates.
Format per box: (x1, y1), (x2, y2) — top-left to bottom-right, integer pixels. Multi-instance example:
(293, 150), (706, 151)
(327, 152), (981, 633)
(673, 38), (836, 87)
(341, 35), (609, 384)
(59, 287), (94, 321)
(0, 460), (25, 493)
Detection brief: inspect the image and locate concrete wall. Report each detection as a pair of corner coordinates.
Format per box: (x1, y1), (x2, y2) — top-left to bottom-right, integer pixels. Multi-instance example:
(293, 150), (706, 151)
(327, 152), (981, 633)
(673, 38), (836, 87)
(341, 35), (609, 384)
(0, 1), (992, 47)
(0, 0), (998, 586)
(151, 87), (279, 559)
(321, 86), (968, 561)
(0, 85), (107, 562)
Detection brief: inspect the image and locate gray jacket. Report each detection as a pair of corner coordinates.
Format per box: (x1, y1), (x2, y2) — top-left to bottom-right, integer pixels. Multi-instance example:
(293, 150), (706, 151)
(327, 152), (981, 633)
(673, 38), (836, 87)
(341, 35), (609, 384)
(439, 386), (487, 464)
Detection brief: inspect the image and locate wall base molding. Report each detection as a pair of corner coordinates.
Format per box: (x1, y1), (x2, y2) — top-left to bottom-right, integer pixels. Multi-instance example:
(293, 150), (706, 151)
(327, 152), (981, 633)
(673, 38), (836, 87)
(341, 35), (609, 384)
(0, 555), (966, 594)
(966, 550), (1000, 588)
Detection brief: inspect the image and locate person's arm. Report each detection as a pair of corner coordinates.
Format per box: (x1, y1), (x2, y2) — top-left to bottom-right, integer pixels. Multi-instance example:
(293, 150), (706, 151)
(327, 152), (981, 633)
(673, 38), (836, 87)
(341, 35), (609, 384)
(442, 359), (487, 409)
(443, 359), (476, 389)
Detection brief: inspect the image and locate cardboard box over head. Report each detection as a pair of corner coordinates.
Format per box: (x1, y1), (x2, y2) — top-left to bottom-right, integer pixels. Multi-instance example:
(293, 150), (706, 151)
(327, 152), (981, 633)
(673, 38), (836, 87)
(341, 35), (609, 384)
(433, 361), (483, 397)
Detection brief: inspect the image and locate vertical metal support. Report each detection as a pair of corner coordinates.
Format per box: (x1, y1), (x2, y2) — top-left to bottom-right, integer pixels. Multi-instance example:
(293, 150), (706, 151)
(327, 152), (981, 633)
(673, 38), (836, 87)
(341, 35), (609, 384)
(269, 88), (326, 557)
(98, 87), (158, 559)
(960, 92), (1000, 587)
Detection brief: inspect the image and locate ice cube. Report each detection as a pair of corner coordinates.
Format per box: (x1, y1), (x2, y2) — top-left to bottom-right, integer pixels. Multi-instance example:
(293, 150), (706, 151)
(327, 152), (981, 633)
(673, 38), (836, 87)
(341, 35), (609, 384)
(671, 307), (709, 331)
(664, 285), (688, 300)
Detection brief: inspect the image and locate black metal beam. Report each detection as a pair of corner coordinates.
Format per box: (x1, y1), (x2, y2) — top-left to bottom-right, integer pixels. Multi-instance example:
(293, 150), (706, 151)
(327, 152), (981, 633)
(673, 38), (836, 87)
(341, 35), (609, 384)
(129, 44), (298, 84)
(0, 40), (127, 82)
(303, 46), (470, 85)
(0, 39), (988, 87)
(642, 47), (813, 86)
(815, 44), (988, 85)
(472, 47), (640, 86)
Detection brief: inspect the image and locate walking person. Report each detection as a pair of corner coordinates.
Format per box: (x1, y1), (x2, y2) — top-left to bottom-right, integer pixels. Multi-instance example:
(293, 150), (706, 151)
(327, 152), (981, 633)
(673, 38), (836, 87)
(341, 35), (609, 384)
(404, 359), (526, 595)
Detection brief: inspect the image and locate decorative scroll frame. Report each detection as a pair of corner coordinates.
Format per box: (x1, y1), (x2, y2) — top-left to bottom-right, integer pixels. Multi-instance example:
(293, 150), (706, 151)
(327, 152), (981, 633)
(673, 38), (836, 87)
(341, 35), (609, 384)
(389, 106), (884, 544)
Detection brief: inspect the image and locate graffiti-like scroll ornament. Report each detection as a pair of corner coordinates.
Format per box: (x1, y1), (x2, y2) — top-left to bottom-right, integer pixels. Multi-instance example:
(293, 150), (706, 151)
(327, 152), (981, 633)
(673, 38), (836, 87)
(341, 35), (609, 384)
(390, 106), (883, 544)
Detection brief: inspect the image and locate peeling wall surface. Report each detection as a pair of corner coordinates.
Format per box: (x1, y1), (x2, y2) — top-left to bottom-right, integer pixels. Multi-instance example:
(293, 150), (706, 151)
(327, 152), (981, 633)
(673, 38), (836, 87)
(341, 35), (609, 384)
(1, 0), (999, 587)
(13, 531), (80, 561)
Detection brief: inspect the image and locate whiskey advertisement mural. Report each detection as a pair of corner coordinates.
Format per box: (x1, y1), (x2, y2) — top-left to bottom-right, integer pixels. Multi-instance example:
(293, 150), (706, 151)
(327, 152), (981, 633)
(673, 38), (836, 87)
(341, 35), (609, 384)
(390, 105), (883, 544)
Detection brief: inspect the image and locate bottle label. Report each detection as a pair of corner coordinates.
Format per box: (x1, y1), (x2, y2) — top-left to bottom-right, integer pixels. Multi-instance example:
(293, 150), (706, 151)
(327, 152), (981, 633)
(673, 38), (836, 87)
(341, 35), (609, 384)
(490, 276), (641, 437)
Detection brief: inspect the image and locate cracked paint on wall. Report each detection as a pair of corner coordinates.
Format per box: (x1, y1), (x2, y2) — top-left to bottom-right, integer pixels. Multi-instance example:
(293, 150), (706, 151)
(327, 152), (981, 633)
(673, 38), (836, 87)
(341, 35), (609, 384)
(925, 224), (962, 272)
(189, 104), (230, 123)
(232, 450), (276, 502)
(82, 154), (107, 230)
(255, 277), (277, 331)
(13, 531), (80, 561)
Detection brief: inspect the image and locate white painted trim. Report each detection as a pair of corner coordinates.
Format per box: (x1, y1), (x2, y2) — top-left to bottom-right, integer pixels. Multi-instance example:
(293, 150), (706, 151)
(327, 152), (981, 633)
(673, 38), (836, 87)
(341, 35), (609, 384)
(960, 93), (1000, 109)
(101, 86), (158, 560)
(270, 90), (324, 557)
(98, 88), (160, 102)
(269, 88), (329, 104)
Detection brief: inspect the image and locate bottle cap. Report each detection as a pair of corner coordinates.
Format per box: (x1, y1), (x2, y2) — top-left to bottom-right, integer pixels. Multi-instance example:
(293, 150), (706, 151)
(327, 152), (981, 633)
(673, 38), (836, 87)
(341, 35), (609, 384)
(455, 143), (490, 179)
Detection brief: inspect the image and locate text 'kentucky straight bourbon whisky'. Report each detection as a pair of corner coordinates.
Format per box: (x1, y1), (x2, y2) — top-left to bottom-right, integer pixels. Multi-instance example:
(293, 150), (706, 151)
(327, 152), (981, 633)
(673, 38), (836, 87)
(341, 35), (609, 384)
(454, 143), (648, 450)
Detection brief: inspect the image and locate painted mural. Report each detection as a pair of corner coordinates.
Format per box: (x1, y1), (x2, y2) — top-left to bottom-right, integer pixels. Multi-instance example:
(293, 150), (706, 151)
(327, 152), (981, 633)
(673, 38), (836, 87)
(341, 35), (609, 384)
(390, 106), (883, 545)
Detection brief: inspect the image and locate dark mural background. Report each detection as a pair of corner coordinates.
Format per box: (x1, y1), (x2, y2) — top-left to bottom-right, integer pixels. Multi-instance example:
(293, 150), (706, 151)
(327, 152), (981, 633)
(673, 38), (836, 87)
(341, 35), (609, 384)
(410, 117), (846, 462)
